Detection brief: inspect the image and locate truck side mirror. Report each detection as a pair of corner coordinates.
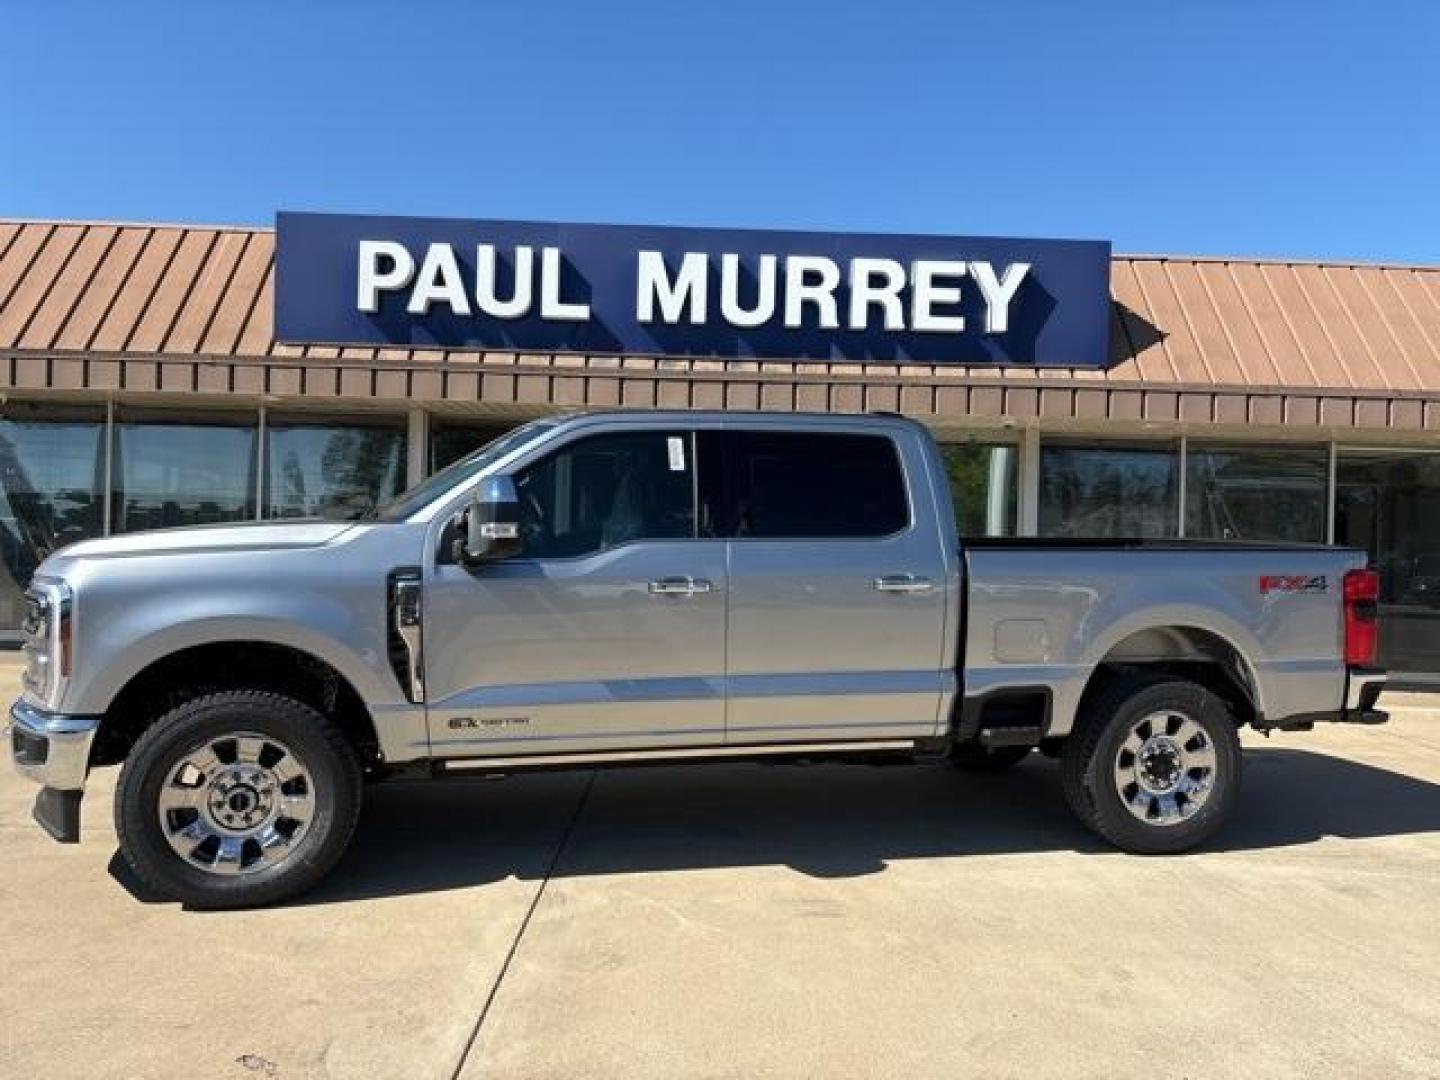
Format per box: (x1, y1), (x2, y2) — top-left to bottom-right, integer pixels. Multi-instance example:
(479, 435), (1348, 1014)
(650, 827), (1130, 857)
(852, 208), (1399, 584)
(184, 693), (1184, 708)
(454, 474), (523, 566)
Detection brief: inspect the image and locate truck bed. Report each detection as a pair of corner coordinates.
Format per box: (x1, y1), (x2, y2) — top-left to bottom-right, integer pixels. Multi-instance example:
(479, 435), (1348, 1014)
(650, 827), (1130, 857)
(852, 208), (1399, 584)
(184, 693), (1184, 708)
(963, 536), (1355, 553)
(959, 539), (1370, 737)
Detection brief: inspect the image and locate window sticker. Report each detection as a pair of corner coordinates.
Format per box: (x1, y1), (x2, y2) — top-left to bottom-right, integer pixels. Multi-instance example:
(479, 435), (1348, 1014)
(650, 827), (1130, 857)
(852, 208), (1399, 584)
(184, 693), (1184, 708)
(667, 436), (686, 472)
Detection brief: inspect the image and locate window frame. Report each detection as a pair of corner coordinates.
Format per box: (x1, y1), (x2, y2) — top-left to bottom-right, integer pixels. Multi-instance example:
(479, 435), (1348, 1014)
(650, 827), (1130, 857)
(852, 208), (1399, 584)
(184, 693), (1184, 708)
(503, 427), (704, 564)
(108, 406), (260, 533)
(937, 438), (1020, 539)
(710, 427), (914, 543)
(1037, 437), (1183, 540)
(262, 412), (409, 521)
(1182, 440), (1329, 543)
(0, 403), (109, 641)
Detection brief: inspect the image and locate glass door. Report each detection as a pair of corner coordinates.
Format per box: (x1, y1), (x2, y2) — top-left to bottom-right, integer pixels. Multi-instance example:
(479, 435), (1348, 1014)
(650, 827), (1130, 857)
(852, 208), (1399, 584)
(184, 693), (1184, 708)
(0, 405), (106, 640)
(1335, 449), (1440, 676)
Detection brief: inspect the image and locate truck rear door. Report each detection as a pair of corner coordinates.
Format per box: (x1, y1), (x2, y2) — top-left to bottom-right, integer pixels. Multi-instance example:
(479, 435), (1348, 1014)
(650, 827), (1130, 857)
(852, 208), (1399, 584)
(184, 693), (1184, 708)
(710, 425), (950, 743)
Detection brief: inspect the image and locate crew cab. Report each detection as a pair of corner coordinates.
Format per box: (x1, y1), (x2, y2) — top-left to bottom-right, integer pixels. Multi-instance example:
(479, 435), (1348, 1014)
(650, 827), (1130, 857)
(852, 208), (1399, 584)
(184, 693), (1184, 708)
(9, 410), (1387, 907)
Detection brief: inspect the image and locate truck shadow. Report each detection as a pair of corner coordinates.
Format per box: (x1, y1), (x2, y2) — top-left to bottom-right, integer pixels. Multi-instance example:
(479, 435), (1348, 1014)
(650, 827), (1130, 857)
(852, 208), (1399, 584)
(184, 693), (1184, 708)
(109, 746), (1440, 907)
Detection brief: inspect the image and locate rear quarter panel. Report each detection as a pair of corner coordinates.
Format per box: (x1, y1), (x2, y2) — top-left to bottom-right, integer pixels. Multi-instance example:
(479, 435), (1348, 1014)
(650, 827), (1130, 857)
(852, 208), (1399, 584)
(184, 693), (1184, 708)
(963, 545), (1370, 735)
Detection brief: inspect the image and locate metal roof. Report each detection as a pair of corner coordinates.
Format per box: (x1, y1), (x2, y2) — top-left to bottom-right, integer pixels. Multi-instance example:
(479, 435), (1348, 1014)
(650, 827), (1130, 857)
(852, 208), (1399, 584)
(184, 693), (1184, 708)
(1, 219), (1437, 430)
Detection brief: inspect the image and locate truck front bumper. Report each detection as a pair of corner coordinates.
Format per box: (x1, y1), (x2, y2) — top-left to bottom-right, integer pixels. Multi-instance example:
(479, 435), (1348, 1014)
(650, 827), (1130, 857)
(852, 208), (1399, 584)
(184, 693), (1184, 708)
(7, 700), (101, 842)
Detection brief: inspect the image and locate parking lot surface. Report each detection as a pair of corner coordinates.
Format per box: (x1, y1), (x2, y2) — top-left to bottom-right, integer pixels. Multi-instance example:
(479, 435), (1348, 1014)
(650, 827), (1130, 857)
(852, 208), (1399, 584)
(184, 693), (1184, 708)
(3, 660), (1438, 1079)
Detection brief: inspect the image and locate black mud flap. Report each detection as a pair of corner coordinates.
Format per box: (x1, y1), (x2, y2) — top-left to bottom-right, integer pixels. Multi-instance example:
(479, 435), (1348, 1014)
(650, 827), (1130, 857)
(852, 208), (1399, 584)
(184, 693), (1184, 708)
(1347, 708), (1390, 726)
(33, 787), (82, 843)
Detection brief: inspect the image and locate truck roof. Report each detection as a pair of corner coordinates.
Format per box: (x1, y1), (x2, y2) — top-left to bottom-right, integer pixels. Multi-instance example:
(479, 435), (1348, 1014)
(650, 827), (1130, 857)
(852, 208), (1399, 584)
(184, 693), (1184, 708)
(549, 408), (929, 431)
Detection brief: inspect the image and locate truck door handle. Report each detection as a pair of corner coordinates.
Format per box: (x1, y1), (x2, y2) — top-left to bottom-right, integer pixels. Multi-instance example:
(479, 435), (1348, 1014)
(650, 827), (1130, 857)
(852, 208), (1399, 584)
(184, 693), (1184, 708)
(873, 574), (934, 594)
(648, 576), (713, 597)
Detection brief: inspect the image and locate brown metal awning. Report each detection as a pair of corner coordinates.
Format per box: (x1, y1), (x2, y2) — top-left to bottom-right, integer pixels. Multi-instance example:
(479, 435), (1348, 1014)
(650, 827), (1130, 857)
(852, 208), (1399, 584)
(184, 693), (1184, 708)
(0, 218), (1437, 431)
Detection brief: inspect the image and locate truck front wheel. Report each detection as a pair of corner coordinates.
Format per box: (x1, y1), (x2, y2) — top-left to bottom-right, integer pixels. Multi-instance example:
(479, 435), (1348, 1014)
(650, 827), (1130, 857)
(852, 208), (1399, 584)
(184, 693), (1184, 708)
(114, 690), (362, 909)
(1061, 675), (1241, 854)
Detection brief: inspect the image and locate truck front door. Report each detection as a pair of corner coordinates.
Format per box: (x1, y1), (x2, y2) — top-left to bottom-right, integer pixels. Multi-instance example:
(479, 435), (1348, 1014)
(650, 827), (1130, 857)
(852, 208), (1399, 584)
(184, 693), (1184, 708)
(424, 426), (727, 756)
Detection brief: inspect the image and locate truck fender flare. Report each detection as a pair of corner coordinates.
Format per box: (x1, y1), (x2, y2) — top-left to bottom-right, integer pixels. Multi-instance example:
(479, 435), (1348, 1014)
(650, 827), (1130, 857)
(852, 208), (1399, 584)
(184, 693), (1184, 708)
(1076, 606), (1266, 716)
(86, 617), (393, 715)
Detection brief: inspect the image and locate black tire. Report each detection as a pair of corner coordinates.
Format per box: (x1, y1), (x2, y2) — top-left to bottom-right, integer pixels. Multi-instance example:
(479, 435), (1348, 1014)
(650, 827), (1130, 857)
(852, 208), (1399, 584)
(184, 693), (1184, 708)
(1060, 674), (1241, 854)
(115, 690), (362, 909)
(951, 743), (1033, 772)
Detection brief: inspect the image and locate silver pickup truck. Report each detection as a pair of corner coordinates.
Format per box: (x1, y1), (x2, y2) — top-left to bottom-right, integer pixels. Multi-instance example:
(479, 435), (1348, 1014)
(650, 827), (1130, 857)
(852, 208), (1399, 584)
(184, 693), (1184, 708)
(9, 410), (1387, 907)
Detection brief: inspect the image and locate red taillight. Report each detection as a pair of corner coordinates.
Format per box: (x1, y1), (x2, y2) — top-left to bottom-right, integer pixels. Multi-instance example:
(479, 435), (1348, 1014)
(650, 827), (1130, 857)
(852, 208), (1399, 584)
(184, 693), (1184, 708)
(1343, 568), (1379, 667)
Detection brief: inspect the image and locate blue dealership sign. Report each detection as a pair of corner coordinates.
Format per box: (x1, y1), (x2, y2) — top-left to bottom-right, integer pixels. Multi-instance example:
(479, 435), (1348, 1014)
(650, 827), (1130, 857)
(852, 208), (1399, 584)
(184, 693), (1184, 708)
(275, 211), (1111, 366)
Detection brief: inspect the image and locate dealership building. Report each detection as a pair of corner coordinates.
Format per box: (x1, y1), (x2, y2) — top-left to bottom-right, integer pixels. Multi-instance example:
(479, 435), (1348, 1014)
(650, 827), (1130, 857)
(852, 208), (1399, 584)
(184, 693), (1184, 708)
(0, 214), (1437, 679)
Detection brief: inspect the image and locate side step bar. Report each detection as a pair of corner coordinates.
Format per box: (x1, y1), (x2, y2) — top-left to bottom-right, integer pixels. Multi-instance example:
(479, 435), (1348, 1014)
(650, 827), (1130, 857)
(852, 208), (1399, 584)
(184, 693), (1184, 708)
(979, 725), (1045, 749)
(437, 740), (917, 773)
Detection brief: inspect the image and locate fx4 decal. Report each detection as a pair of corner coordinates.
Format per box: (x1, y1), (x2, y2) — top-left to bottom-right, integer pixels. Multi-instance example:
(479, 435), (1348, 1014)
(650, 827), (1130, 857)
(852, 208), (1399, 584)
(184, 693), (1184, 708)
(1259, 574), (1329, 594)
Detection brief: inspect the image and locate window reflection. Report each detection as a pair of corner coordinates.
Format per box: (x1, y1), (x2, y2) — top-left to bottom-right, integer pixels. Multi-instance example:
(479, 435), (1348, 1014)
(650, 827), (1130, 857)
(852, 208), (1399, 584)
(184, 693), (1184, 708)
(1040, 442), (1179, 538)
(430, 424), (515, 473)
(266, 421), (406, 520)
(940, 443), (1017, 537)
(1185, 444), (1327, 542)
(111, 416), (256, 533)
(0, 409), (105, 638)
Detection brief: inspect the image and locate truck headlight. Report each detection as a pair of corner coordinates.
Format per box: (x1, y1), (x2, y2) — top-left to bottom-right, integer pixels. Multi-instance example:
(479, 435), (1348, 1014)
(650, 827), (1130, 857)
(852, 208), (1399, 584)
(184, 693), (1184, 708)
(21, 579), (73, 708)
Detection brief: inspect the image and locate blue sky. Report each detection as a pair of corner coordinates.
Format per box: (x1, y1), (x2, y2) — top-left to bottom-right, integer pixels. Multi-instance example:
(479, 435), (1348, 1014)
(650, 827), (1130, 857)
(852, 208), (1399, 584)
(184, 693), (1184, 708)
(4, 1), (1437, 262)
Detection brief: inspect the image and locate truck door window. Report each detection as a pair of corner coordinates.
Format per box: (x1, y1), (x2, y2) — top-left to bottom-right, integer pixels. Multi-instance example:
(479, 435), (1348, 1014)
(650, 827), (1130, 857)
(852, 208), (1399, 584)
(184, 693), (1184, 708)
(513, 431), (695, 558)
(716, 431), (908, 539)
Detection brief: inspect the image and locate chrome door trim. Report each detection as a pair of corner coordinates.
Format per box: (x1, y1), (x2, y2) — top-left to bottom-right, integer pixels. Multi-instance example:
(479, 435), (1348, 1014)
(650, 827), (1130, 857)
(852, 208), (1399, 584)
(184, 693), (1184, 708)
(873, 573), (935, 593)
(648, 576), (714, 596)
(439, 739), (916, 770)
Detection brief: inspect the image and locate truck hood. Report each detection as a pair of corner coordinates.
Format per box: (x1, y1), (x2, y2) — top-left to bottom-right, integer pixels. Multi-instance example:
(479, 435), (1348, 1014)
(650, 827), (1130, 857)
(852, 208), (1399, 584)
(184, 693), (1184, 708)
(54, 520), (358, 561)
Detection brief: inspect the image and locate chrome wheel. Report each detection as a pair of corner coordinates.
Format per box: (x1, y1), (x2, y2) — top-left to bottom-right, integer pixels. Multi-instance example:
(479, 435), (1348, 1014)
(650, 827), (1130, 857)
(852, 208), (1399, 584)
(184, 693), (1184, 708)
(1112, 710), (1218, 826)
(156, 732), (315, 876)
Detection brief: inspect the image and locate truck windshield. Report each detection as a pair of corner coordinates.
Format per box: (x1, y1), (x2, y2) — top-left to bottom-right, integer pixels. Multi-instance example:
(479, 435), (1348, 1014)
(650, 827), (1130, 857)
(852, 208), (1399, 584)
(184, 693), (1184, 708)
(369, 419), (560, 522)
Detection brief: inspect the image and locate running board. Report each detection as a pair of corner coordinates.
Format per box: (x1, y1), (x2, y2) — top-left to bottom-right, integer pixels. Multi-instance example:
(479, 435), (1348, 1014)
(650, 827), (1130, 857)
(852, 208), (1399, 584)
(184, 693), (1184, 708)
(979, 724), (1045, 749)
(437, 740), (917, 773)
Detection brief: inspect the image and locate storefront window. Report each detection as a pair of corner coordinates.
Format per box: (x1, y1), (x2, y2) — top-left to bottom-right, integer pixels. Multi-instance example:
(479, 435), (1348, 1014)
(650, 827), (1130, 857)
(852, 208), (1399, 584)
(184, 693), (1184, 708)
(1335, 450), (1440, 675)
(265, 418), (406, 519)
(1039, 441), (1179, 538)
(940, 443), (1017, 537)
(111, 412), (257, 533)
(430, 423), (515, 473)
(1185, 444), (1327, 542)
(0, 406), (105, 638)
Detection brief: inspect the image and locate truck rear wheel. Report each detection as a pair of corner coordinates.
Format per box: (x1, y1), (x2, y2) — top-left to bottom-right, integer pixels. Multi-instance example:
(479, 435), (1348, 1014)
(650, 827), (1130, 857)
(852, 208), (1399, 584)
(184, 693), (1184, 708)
(1061, 674), (1241, 854)
(115, 690), (362, 909)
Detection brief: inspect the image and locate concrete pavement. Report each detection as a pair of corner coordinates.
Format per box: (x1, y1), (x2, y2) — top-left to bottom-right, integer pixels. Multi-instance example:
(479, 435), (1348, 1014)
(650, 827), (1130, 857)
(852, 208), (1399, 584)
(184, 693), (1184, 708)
(2, 665), (1438, 1079)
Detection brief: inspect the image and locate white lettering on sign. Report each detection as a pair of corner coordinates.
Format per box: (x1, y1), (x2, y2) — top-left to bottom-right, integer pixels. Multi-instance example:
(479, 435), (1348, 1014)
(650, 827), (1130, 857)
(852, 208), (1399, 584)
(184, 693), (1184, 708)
(910, 260), (968, 333)
(357, 240), (416, 314)
(407, 243), (471, 316)
(848, 258), (907, 331)
(355, 243), (1030, 335)
(782, 255), (842, 330)
(540, 246), (590, 321)
(720, 252), (776, 327)
(359, 241), (589, 320)
(475, 244), (533, 319)
(970, 260), (1030, 333)
(637, 250), (707, 324)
